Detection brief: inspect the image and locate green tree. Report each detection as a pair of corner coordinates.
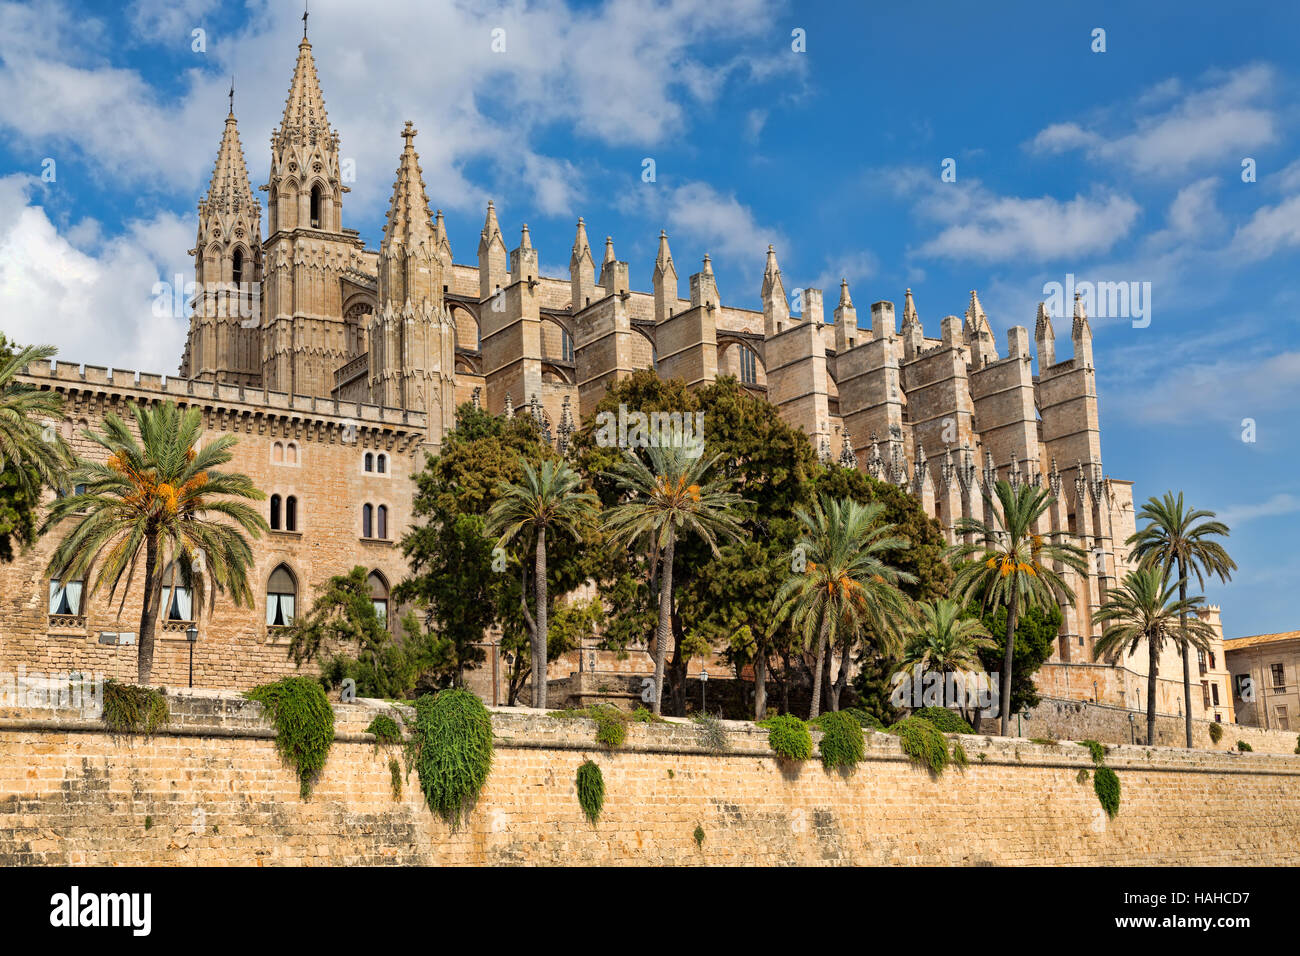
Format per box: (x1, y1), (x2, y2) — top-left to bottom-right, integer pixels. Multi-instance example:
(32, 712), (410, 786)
(1127, 492), (1236, 747)
(950, 480), (1087, 736)
(44, 401), (267, 683)
(970, 602), (1062, 723)
(602, 443), (743, 715)
(900, 598), (995, 708)
(488, 460), (599, 708)
(776, 496), (915, 719)
(1093, 566), (1216, 745)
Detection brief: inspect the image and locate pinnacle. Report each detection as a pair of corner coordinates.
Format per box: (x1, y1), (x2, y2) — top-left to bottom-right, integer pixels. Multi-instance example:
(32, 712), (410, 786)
(903, 288), (919, 325)
(276, 31), (332, 150)
(482, 200), (502, 241)
(381, 123), (434, 248)
(603, 236), (616, 264)
(203, 107), (256, 219)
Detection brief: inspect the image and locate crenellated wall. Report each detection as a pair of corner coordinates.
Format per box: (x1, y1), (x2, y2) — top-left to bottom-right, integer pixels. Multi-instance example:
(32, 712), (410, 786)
(1, 691), (1297, 866)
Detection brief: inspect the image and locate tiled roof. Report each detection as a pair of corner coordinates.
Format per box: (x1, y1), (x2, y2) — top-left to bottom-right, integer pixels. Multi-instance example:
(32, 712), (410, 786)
(1223, 630), (1300, 650)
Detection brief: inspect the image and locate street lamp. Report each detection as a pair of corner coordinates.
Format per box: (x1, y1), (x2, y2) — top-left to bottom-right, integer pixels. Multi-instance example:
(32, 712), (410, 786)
(185, 624), (198, 688)
(700, 667), (708, 712)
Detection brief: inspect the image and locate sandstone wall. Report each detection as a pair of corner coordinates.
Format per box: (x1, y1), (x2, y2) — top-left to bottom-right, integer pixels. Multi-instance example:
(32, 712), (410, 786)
(1, 690), (1297, 866)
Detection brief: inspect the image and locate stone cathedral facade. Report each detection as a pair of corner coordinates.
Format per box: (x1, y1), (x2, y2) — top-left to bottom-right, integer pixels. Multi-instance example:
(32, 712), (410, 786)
(1, 30), (1233, 722)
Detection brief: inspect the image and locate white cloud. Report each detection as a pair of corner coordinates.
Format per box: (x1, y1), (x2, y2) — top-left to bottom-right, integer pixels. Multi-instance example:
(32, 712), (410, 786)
(1227, 193), (1300, 259)
(0, 175), (193, 375)
(1219, 493), (1300, 528)
(1112, 350), (1300, 426)
(1028, 64), (1279, 176)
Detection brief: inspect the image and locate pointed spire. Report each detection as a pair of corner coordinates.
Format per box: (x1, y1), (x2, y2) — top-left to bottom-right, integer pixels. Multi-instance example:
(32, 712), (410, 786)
(481, 200), (503, 246)
(520, 223), (533, 251)
(838, 278), (853, 308)
(761, 244), (789, 336)
(203, 105), (257, 218)
(503, 393), (514, 419)
(838, 429), (858, 469)
(603, 235), (616, 266)
(966, 289), (988, 330)
(655, 230), (675, 274)
(276, 26), (332, 151)
(432, 209), (452, 261)
(763, 244), (781, 283)
(571, 217), (592, 265)
(381, 121), (434, 249)
(903, 288), (919, 326)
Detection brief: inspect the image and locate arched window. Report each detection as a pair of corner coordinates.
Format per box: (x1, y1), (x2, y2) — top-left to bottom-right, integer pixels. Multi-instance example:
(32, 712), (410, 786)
(561, 328), (574, 362)
(651, 346), (658, 372)
(49, 575), (84, 617)
(364, 452), (374, 472)
(232, 248), (244, 285)
(266, 565), (297, 628)
(310, 184), (322, 229)
(285, 442), (298, 465)
(285, 495), (297, 532)
(368, 571), (389, 629)
(268, 186), (278, 233)
(377, 505), (388, 540)
(740, 346), (758, 385)
(270, 494), (282, 530)
(376, 453), (387, 474)
(160, 562), (194, 622)
(362, 503), (373, 538)
(273, 442), (284, 464)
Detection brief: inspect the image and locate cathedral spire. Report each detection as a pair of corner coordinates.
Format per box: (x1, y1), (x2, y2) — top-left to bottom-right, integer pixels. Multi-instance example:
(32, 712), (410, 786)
(903, 288), (919, 326)
(653, 230), (677, 323)
(275, 28), (332, 152)
(381, 121), (435, 252)
(570, 218), (594, 310)
(761, 244), (789, 336)
(202, 104), (256, 218)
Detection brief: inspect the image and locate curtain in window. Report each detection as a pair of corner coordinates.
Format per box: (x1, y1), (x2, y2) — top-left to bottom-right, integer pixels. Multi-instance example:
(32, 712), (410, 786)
(373, 600), (387, 627)
(48, 581), (62, 614)
(65, 580), (83, 615)
(172, 586), (193, 622)
(266, 593), (295, 626)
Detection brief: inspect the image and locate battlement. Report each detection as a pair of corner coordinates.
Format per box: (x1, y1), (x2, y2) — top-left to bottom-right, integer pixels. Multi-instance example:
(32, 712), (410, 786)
(20, 360), (427, 433)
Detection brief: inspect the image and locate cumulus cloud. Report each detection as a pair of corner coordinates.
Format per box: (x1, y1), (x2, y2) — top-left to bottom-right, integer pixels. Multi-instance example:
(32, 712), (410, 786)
(1219, 493), (1300, 528)
(1028, 64), (1279, 176)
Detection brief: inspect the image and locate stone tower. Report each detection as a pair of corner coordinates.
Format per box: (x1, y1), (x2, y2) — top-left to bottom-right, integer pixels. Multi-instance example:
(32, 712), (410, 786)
(181, 95), (263, 387)
(369, 123), (455, 447)
(259, 26), (364, 396)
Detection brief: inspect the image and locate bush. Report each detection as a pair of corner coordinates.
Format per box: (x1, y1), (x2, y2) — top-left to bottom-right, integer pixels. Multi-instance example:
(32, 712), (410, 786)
(693, 824), (705, 848)
(1208, 721), (1223, 744)
(1079, 739), (1106, 766)
(760, 714), (812, 761)
(246, 677), (335, 799)
(552, 705), (630, 748)
(1094, 766), (1121, 818)
(388, 757), (402, 801)
(891, 716), (950, 775)
(911, 706), (974, 734)
(102, 681), (169, 735)
(693, 713), (729, 754)
(407, 689), (493, 826)
(576, 760), (605, 824)
(365, 713), (403, 747)
(846, 708), (885, 731)
(817, 711), (865, 770)
(1237, 740), (1253, 753)
(630, 707), (664, 723)
(951, 740), (968, 768)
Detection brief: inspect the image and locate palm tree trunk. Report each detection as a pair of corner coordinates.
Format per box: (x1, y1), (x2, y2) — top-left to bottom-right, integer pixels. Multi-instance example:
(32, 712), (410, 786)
(136, 532), (163, 685)
(754, 652), (768, 721)
(651, 533), (675, 715)
(1147, 630), (1159, 745)
(830, 642), (851, 711)
(809, 616), (830, 720)
(533, 526), (548, 709)
(1177, 559), (1192, 748)
(999, 579), (1020, 737)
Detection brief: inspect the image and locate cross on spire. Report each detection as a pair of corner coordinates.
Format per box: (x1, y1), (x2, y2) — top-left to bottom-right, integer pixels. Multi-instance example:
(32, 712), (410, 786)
(402, 120), (417, 146)
(228, 77), (235, 115)
(302, 1), (309, 38)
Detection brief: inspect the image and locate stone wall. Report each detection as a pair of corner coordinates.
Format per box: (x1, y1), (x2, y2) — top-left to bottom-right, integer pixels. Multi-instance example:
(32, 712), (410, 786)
(2, 689), (1298, 866)
(1017, 696), (1298, 755)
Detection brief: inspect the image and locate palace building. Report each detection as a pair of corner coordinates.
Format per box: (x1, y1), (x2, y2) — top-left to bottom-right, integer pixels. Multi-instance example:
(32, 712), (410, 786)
(0, 28), (1229, 721)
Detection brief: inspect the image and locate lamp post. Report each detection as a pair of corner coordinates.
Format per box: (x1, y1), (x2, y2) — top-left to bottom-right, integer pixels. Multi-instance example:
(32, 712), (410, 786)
(185, 624), (198, 688)
(701, 667), (708, 712)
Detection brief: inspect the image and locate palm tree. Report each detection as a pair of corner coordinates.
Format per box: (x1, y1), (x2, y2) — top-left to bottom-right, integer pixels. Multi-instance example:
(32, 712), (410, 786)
(776, 496), (915, 719)
(0, 343), (71, 499)
(1093, 566), (1216, 745)
(1127, 492), (1236, 747)
(900, 598), (996, 710)
(951, 480), (1087, 736)
(487, 459), (599, 709)
(602, 444), (743, 715)
(43, 401), (267, 684)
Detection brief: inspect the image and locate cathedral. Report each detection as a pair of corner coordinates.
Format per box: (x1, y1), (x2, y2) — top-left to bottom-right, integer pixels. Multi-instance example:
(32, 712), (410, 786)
(0, 27), (1234, 723)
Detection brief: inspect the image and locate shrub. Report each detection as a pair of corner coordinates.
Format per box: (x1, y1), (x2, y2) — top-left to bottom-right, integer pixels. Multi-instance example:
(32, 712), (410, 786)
(693, 713), (729, 754)
(246, 677), (335, 799)
(1208, 721), (1223, 744)
(911, 706), (974, 734)
(630, 707), (664, 723)
(365, 712), (403, 747)
(144, 815), (153, 830)
(1094, 766), (1121, 818)
(1237, 740), (1253, 753)
(389, 757), (402, 801)
(1076, 768), (1090, 784)
(846, 708), (886, 731)
(693, 824), (705, 847)
(951, 740), (968, 768)
(890, 716), (950, 775)
(817, 711), (865, 770)
(102, 681), (169, 735)
(407, 689), (493, 826)
(1029, 737), (1059, 746)
(1079, 739), (1106, 766)
(576, 760), (605, 823)
(592, 706), (627, 748)
(761, 714), (812, 761)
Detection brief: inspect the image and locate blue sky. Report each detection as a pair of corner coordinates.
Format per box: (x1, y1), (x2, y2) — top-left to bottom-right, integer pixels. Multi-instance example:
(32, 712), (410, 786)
(0, 0), (1296, 636)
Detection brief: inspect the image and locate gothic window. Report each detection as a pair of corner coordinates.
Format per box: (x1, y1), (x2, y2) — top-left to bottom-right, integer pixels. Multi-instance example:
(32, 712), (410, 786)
(377, 505), (388, 540)
(285, 442), (298, 465)
(48, 576), (84, 616)
(270, 494), (282, 530)
(266, 565), (296, 628)
(310, 184), (322, 229)
(232, 248), (244, 285)
(368, 571), (389, 629)
(285, 495), (298, 532)
(364, 452), (373, 472)
(740, 346), (758, 385)
(376, 453), (387, 474)
(362, 503), (373, 538)
(160, 563), (194, 623)
(561, 328), (574, 363)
